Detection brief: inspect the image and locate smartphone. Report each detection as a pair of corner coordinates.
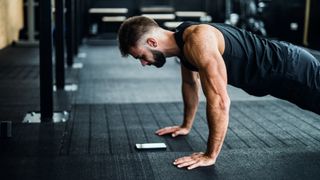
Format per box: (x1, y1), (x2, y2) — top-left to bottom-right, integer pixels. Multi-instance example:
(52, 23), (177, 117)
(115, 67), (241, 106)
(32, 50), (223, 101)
(135, 143), (167, 150)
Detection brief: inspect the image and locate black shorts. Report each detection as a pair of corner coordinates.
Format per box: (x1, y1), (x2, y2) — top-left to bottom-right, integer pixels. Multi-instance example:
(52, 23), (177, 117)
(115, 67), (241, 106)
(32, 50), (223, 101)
(268, 47), (320, 115)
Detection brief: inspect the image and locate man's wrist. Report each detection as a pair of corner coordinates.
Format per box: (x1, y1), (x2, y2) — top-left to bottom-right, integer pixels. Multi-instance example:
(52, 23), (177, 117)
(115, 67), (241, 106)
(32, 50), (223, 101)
(204, 151), (218, 159)
(181, 123), (192, 130)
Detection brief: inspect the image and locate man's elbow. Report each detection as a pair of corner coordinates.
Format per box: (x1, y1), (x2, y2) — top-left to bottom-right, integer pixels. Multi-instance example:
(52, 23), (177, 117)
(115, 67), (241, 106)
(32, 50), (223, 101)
(218, 96), (230, 112)
(182, 79), (199, 87)
(207, 95), (230, 112)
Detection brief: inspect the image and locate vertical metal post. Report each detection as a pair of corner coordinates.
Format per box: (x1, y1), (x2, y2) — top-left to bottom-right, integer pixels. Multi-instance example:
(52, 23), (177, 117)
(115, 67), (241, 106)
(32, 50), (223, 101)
(204, 0), (209, 13)
(73, 0), (79, 56)
(78, 0), (84, 46)
(225, 0), (232, 20)
(55, 0), (65, 89)
(66, 0), (74, 66)
(84, 0), (90, 37)
(303, 0), (311, 46)
(27, 0), (36, 43)
(39, 0), (53, 121)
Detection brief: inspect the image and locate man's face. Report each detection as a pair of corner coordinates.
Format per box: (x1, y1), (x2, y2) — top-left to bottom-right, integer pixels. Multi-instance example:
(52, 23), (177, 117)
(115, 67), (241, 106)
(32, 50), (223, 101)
(129, 46), (166, 68)
(149, 49), (166, 68)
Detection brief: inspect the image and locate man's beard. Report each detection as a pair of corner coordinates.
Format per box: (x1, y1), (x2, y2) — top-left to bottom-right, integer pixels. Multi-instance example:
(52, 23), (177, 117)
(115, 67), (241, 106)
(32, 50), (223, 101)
(150, 49), (166, 68)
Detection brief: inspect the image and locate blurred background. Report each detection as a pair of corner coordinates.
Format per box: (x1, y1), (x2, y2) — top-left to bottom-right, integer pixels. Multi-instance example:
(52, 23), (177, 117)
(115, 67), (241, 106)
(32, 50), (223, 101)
(1, 0), (319, 49)
(1, 1), (320, 180)
(0, 0), (319, 125)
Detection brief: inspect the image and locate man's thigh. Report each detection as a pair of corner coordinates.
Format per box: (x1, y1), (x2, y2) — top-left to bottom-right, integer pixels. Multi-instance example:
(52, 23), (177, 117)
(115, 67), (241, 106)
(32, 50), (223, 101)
(269, 48), (320, 114)
(269, 79), (319, 115)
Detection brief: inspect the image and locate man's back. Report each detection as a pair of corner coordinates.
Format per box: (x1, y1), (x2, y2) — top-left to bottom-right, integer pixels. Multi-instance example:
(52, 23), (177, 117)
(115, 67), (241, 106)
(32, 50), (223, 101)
(175, 21), (320, 114)
(175, 22), (318, 96)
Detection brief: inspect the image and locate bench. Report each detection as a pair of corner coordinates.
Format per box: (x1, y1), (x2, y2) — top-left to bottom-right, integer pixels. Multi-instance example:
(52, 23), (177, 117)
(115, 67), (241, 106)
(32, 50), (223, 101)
(89, 8), (128, 14)
(102, 16), (126, 22)
(88, 8), (128, 35)
(141, 14), (176, 20)
(163, 21), (183, 30)
(140, 6), (174, 13)
(175, 11), (211, 22)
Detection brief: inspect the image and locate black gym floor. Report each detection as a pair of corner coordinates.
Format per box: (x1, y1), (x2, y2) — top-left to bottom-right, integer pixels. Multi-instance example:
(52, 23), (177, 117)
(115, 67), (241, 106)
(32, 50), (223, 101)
(0, 44), (320, 180)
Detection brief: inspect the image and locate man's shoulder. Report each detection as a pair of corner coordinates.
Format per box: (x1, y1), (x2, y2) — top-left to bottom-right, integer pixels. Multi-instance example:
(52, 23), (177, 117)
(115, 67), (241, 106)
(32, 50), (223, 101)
(184, 25), (218, 46)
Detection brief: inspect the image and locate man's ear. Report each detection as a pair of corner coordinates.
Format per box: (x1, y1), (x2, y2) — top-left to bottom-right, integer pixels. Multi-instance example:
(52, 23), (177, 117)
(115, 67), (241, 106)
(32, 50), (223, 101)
(146, 38), (157, 48)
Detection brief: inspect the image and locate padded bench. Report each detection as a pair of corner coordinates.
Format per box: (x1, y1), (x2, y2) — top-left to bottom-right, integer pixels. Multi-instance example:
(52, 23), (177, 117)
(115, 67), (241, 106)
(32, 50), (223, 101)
(141, 13), (176, 28)
(102, 16), (126, 22)
(141, 14), (176, 20)
(140, 6), (175, 13)
(175, 11), (207, 18)
(175, 11), (212, 22)
(89, 8), (128, 14)
(139, 6), (176, 28)
(163, 21), (183, 30)
(88, 8), (128, 35)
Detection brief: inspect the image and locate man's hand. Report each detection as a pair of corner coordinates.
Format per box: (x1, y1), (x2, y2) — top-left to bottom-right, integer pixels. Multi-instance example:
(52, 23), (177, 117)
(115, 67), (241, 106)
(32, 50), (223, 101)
(155, 126), (190, 137)
(173, 152), (216, 170)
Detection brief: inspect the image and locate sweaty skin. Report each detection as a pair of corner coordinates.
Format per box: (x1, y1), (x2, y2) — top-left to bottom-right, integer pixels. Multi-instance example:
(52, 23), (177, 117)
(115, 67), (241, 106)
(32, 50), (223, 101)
(156, 25), (230, 169)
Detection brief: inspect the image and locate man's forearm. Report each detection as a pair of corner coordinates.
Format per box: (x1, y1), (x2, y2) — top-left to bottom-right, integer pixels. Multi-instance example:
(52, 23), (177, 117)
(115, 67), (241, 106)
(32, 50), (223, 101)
(181, 82), (199, 129)
(205, 101), (230, 158)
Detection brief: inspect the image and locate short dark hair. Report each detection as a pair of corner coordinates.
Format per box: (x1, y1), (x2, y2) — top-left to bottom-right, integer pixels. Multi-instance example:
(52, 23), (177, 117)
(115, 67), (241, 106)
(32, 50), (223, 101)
(117, 16), (159, 57)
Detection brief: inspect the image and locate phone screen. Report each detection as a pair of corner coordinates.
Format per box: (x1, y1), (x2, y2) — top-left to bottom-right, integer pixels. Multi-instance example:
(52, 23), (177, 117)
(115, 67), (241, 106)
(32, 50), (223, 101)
(135, 143), (167, 150)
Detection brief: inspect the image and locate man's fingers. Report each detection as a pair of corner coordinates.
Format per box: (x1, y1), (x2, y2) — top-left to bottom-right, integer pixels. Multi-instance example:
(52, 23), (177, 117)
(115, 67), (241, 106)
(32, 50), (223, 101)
(171, 131), (179, 137)
(157, 129), (175, 135)
(172, 129), (185, 137)
(174, 155), (202, 170)
(174, 153), (215, 170)
(174, 156), (193, 164)
(155, 128), (166, 134)
(155, 127), (178, 136)
(187, 161), (202, 170)
(176, 160), (197, 168)
(155, 126), (189, 137)
(155, 126), (171, 134)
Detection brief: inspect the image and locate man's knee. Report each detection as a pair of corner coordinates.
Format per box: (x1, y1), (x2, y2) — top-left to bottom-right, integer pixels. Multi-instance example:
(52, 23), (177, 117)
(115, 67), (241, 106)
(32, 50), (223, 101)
(270, 80), (320, 115)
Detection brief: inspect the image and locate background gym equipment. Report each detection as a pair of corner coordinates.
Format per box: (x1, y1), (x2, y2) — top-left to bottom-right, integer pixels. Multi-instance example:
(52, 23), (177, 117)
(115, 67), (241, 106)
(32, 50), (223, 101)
(0, 0), (319, 179)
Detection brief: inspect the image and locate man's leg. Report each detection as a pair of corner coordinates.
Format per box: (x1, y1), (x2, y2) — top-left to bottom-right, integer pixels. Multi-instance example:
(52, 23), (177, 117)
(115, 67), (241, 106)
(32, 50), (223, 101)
(270, 48), (320, 115)
(287, 83), (320, 115)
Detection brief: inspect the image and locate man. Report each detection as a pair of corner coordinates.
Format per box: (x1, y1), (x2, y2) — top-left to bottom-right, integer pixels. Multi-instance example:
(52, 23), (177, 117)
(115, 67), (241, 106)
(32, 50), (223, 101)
(117, 16), (320, 170)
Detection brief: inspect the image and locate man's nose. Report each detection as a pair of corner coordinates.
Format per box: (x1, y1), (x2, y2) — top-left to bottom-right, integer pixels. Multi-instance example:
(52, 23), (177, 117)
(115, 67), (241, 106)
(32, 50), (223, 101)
(140, 60), (149, 66)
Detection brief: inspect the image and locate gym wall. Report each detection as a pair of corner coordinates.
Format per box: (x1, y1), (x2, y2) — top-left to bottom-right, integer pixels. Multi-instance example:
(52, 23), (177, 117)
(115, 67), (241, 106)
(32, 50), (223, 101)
(90, 0), (211, 13)
(0, 0), (24, 49)
(308, 0), (320, 50)
(259, 0), (319, 50)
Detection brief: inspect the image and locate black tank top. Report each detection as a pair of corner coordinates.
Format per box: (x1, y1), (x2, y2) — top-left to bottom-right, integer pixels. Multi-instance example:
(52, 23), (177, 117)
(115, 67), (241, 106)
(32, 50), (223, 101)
(174, 22), (294, 96)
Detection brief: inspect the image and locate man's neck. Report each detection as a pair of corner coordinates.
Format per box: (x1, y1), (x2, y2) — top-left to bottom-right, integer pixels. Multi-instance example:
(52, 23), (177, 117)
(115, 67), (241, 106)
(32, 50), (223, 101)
(159, 30), (180, 57)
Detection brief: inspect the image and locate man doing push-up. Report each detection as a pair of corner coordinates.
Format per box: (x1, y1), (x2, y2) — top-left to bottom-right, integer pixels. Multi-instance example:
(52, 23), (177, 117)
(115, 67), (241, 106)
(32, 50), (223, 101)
(117, 16), (320, 170)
